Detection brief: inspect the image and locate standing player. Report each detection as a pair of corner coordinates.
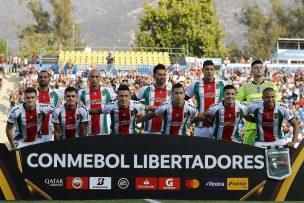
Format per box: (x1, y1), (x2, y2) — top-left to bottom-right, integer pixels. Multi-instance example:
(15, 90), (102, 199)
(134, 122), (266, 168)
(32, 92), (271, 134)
(6, 87), (48, 149)
(236, 60), (280, 145)
(137, 83), (198, 136)
(248, 88), (299, 148)
(194, 85), (254, 143)
(131, 64), (171, 134)
(52, 87), (89, 140)
(90, 84), (156, 135)
(185, 60), (227, 138)
(37, 70), (60, 142)
(79, 69), (116, 135)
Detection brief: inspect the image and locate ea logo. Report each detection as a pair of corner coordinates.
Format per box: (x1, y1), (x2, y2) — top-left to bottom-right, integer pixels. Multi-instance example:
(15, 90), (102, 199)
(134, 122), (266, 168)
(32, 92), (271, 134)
(118, 178), (129, 189)
(166, 178), (173, 187)
(72, 177), (83, 189)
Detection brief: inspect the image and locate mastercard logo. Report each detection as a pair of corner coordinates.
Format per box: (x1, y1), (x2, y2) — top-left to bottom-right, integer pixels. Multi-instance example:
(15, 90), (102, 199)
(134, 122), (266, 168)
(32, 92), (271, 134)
(185, 179), (200, 189)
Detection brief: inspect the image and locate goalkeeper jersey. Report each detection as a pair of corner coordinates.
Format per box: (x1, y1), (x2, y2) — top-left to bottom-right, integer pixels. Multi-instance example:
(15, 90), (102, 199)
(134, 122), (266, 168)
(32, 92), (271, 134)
(247, 102), (294, 142)
(208, 102), (247, 143)
(236, 80), (280, 130)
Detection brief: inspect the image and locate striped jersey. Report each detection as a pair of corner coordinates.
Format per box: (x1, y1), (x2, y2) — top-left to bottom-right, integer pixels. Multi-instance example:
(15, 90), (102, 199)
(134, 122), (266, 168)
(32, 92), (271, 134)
(52, 104), (89, 139)
(236, 80), (280, 130)
(135, 84), (171, 132)
(79, 86), (116, 135)
(155, 100), (198, 136)
(37, 88), (60, 135)
(185, 78), (227, 128)
(7, 103), (48, 142)
(247, 102), (294, 142)
(102, 100), (145, 134)
(208, 102), (248, 143)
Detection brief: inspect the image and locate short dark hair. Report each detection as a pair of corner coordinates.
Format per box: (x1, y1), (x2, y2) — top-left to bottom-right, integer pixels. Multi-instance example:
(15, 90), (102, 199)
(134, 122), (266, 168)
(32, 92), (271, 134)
(203, 60), (214, 68)
(38, 70), (50, 78)
(263, 87), (275, 95)
(153, 64), (166, 74)
(64, 86), (78, 95)
(223, 85), (236, 93)
(24, 87), (37, 95)
(118, 84), (130, 92)
(172, 83), (184, 92)
(251, 60), (263, 68)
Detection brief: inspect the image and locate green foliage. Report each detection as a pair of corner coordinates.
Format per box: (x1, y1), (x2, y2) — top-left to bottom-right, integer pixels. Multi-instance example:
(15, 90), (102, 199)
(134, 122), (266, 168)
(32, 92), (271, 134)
(236, 0), (304, 60)
(0, 38), (11, 55)
(19, 0), (84, 57)
(135, 0), (226, 57)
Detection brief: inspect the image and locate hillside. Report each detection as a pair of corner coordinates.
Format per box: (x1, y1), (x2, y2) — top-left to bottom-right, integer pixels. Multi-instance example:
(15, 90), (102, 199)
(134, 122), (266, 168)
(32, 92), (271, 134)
(0, 0), (296, 53)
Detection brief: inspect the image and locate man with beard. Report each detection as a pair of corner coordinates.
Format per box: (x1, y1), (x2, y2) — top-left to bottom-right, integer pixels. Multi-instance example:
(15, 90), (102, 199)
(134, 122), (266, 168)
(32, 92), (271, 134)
(53, 87), (89, 140)
(136, 83), (198, 136)
(37, 70), (60, 142)
(6, 87), (48, 149)
(79, 69), (116, 135)
(131, 64), (171, 134)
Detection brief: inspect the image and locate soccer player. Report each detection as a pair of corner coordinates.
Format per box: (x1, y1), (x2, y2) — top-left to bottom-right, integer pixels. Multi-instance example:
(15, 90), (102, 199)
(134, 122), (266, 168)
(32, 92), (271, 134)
(193, 85), (254, 143)
(185, 60), (227, 138)
(236, 60), (280, 145)
(6, 87), (48, 149)
(137, 83), (198, 136)
(52, 87), (89, 140)
(79, 69), (116, 135)
(247, 88), (299, 148)
(37, 70), (60, 142)
(90, 84), (156, 134)
(131, 64), (171, 134)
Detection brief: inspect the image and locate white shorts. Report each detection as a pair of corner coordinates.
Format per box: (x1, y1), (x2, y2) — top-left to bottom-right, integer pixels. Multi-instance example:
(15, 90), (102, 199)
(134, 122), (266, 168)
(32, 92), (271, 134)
(39, 134), (54, 142)
(194, 127), (213, 138)
(254, 139), (286, 148)
(15, 139), (42, 149)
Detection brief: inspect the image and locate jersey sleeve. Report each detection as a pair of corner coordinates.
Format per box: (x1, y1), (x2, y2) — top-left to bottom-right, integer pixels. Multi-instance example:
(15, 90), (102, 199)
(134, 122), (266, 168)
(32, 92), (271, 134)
(108, 87), (117, 101)
(239, 103), (248, 116)
(135, 86), (147, 100)
(280, 104), (294, 121)
(155, 103), (167, 117)
(207, 103), (219, 116)
(80, 107), (89, 123)
(236, 84), (245, 102)
(135, 103), (145, 113)
(185, 81), (195, 98)
(78, 89), (86, 104)
(189, 105), (199, 118)
(52, 108), (60, 124)
(247, 103), (257, 114)
(7, 108), (16, 124)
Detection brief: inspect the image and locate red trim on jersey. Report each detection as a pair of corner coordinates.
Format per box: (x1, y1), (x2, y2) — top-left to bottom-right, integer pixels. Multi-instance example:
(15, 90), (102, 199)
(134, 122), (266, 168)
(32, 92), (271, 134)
(170, 107), (184, 135)
(39, 91), (51, 135)
(119, 108), (130, 134)
(25, 109), (37, 142)
(151, 87), (166, 132)
(203, 81), (215, 127)
(90, 88), (102, 135)
(222, 107), (236, 142)
(65, 109), (76, 138)
(262, 108), (275, 142)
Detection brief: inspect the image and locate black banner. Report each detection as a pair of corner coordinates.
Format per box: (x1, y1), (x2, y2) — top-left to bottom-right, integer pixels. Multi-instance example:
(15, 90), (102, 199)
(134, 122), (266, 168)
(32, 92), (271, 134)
(0, 135), (303, 200)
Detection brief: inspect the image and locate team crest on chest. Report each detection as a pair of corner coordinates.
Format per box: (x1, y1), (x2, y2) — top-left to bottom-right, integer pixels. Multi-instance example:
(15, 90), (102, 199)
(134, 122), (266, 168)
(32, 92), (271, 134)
(94, 91), (97, 96)
(207, 84), (211, 90)
(257, 86), (260, 93)
(176, 113), (180, 118)
(122, 112), (126, 117)
(160, 90), (163, 95)
(69, 115), (73, 120)
(266, 113), (270, 119)
(228, 113), (232, 118)
(42, 95), (46, 100)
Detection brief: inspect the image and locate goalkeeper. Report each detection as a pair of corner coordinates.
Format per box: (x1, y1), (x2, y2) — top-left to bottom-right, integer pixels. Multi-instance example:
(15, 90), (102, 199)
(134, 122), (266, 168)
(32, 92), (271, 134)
(236, 60), (280, 145)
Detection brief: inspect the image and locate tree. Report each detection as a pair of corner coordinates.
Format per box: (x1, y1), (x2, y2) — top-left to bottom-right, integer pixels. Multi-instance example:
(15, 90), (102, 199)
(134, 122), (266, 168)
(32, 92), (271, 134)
(135, 0), (226, 57)
(18, 0), (84, 57)
(236, 0), (304, 60)
(0, 38), (11, 56)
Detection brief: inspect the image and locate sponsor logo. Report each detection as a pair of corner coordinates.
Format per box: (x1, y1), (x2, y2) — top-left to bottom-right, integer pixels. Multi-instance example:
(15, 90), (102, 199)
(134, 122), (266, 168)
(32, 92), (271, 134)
(227, 178), (248, 190)
(66, 177), (88, 190)
(135, 177), (157, 190)
(89, 177), (111, 190)
(204, 178), (225, 190)
(44, 178), (64, 187)
(158, 177), (180, 190)
(118, 178), (129, 190)
(185, 179), (200, 189)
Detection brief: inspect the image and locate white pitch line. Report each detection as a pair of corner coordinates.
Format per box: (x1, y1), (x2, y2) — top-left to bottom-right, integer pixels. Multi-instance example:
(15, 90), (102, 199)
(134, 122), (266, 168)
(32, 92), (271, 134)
(144, 199), (162, 203)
